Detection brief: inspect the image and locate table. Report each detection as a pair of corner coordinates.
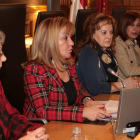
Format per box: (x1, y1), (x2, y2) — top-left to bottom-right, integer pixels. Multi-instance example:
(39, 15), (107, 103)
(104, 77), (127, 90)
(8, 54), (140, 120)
(43, 93), (132, 140)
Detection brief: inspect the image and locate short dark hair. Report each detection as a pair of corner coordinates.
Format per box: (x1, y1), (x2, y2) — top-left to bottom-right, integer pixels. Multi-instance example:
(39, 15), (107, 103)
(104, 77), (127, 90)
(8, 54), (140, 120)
(118, 11), (140, 42)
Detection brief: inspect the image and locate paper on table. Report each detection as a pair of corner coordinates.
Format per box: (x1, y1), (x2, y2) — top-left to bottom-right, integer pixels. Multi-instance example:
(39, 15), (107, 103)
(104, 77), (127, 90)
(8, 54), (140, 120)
(98, 100), (119, 118)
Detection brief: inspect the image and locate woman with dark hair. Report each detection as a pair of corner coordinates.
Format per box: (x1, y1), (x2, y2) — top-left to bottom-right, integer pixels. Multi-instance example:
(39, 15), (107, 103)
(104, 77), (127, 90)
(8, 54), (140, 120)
(0, 31), (49, 140)
(23, 17), (110, 122)
(114, 11), (140, 79)
(75, 13), (138, 97)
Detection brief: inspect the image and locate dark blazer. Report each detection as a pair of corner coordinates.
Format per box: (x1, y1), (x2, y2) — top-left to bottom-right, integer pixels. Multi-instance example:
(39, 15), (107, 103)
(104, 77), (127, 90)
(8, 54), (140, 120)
(76, 45), (111, 96)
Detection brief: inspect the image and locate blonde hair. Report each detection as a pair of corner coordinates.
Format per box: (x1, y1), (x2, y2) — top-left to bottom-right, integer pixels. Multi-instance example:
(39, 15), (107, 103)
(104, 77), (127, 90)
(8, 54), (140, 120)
(31, 17), (75, 71)
(0, 31), (5, 45)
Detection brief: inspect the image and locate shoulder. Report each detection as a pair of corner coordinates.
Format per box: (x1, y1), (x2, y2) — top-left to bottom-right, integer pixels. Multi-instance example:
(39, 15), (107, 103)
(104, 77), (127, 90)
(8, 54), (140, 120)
(115, 36), (132, 48)
(115, 36), (125, 45)
(25, 62), (52, 76)
(79, 45), (97, 59)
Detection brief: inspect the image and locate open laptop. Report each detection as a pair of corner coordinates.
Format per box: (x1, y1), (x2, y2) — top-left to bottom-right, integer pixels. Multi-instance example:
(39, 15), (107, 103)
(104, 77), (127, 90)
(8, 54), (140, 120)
(115, 87), (140, 138)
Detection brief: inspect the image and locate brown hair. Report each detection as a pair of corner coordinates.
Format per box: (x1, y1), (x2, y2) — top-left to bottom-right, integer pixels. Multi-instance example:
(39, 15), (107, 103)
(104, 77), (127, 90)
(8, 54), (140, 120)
(76, 12), (117, 57)
(30, 17), (75, 71)
(118, 11), (140, 43)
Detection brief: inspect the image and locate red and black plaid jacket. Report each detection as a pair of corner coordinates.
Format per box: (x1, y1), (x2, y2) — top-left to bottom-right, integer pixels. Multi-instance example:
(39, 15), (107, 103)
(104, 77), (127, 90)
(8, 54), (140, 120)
(23, 63), (92, 122)
(0, 82), (41, 140)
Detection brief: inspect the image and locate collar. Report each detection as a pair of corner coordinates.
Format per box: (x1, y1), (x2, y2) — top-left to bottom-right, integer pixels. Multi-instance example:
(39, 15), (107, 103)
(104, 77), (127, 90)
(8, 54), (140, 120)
(118, 36), (137, 46)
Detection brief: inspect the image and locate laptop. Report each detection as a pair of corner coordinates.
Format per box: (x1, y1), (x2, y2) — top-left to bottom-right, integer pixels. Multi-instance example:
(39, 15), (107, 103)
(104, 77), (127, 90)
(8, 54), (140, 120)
(115, 87), (140, 138)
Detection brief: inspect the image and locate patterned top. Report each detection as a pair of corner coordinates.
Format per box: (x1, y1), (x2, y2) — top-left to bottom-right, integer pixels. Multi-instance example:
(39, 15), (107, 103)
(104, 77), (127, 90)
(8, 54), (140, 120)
(0, 82), (41, 140)
(23, 62), (92, 122)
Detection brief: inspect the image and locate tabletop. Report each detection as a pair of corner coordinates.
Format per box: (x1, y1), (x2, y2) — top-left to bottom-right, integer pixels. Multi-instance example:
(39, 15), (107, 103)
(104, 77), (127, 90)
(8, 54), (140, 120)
(43, 93), (132, 140)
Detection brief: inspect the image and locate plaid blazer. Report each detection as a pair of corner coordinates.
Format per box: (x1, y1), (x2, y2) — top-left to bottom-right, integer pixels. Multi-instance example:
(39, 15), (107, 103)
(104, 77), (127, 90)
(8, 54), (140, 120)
(0, 82), (41, 140)
(23, 62), (92, 122)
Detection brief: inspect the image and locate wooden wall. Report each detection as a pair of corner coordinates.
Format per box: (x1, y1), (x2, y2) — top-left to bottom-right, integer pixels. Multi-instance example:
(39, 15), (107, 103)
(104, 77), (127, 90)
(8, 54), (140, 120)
(90, 0), (140, 15)
(0, 0), (46, 5)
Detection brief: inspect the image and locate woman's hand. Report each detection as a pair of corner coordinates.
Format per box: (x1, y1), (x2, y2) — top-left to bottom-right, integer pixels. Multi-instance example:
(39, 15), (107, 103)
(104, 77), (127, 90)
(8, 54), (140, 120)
(82, 105), (110, 121)
(124, 76), (139, 88)
(18, 127), (49, 140)
(83, 98), (104, 108)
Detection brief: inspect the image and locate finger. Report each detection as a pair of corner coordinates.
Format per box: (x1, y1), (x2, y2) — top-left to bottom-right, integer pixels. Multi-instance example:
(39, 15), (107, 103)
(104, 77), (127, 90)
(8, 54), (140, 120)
(95, 104), (105, 108)
(35, 129), (47, 138)
(33, 127), (46, 136)
(97, 116), (102, 120)
(37, 134), (50, 140)
(105, 111), (111, 117)
(27, 131), (30, 135)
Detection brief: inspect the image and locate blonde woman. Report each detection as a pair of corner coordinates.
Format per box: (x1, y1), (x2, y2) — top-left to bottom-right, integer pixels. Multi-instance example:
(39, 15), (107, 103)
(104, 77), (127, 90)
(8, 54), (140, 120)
(23, 17), (110, 122)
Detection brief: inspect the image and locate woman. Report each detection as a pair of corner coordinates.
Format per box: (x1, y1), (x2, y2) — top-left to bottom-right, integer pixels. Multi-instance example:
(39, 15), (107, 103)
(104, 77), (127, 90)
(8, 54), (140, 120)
(75, 13), (138, 97)
(23, 17), (110, 122)
(114, 11), (140, 79)
(0, 31), (49, 140)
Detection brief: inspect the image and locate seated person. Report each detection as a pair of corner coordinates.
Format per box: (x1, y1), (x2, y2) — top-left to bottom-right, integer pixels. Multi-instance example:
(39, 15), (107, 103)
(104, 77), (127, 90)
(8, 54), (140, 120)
(23, 17), (110, 122)
(0, 30), (49, 140)
(114, 11), (140, 79)
(75, 13), (138, 97)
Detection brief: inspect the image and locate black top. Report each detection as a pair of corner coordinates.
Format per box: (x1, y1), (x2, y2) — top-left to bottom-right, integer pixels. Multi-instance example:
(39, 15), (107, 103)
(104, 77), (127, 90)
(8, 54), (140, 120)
(61, 77), (77, 106)
(96, 45), (118, 82)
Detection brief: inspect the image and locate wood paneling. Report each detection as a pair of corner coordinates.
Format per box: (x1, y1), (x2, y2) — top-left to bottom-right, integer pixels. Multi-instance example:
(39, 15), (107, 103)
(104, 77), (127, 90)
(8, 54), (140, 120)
(131, 0), (140, 6)
(0, 0), (46, 5)
(124, 0), (131, 6)
(91, 0), (123, 7)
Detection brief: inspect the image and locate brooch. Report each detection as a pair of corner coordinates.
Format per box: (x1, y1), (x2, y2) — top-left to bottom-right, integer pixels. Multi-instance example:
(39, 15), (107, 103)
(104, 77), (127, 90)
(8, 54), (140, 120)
(101, 54), (112, 64)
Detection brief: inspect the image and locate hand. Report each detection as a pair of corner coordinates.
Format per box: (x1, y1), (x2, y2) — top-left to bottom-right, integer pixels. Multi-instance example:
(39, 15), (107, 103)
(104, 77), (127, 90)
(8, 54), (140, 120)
(83, 99), (104, 108)
(18, 127), (49, 140)
(82, 105), (110, 121)
(125, 76), (139, 88)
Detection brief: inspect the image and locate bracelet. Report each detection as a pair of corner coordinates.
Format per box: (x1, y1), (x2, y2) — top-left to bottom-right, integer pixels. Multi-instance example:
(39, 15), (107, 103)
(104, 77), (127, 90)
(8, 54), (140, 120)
(120, 81), (125, 88)
(85, 97), (91, 100)
(83, 97), (91, 105)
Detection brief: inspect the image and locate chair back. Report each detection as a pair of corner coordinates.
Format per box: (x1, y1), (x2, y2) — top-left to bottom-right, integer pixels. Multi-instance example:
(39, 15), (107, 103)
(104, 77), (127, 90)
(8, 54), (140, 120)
(112, 8), (126, 29)
(34, 11), (65, 34)
(75, 9), (98, 48)
(0, 4), (27, 113)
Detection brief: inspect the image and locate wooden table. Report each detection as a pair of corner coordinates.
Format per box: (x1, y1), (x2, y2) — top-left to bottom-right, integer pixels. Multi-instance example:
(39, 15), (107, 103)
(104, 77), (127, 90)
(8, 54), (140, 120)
(43, 93), (132, 140)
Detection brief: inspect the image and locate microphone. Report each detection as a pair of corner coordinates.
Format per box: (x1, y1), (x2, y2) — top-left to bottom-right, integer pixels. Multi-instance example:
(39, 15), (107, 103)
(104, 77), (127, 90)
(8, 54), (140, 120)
(107, 68), (132, 88)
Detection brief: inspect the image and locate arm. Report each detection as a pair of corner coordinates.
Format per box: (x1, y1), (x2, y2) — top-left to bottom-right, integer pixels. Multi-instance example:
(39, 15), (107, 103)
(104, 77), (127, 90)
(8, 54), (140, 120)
(24, 65), (84, 122)
(115, 40), (140, 77)
(0, 82), (41, 139)
(77, 46), (111, 96)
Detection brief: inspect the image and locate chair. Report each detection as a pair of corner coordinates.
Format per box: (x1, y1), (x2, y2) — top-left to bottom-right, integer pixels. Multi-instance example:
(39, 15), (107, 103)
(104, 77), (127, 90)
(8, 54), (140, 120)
(112, 8), (126, 29)
(75, 9), (98, 48)
(0, 4), (48, 124)
(34, 11), (65, 34)
(0, 4), (27, 114)
(28, 118), (48, 125)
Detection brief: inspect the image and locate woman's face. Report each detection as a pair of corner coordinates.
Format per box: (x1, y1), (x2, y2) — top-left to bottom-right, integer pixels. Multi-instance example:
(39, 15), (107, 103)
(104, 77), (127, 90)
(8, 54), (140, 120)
(0, 44), (6, 68)
(92, 22), (113, 50)
(126, 18), (140, 41)
(58, 26), (74, 59)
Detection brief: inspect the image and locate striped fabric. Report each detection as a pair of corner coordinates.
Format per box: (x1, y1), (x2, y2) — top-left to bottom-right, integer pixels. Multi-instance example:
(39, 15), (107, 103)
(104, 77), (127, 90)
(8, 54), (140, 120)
(23, 62), (93, 122)
(0, 81), (41, 140)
